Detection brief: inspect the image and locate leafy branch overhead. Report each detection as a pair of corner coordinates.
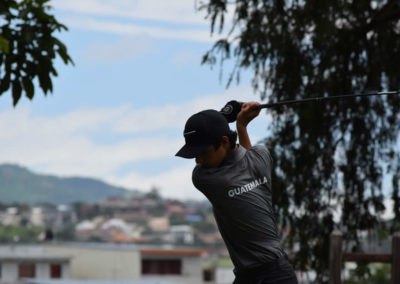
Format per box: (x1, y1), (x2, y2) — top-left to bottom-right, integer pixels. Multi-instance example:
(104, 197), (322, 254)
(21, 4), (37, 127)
(200, 0), (400, 282)
(0, 0), (73, 106)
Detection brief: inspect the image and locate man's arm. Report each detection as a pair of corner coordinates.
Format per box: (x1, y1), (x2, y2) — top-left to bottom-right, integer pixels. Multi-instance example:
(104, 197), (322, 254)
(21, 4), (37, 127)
(236, 102), (261, 149)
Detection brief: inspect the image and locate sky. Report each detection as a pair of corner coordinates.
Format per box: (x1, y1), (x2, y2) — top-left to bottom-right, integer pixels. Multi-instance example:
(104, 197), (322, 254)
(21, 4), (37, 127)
(0, 0), (272, 201)
(0, 0), (394, 218)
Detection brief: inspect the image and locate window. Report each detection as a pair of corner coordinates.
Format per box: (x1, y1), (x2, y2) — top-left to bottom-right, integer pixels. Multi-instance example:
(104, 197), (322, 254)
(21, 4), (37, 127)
(19, 263), (35, 278)
(142, 259), (182, 275)
(203, 269), (214, 281)
(50, 264), (62, 279)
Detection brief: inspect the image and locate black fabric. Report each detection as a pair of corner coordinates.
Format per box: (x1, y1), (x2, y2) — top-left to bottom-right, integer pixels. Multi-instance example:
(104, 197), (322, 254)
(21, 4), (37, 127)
(176, 109), (230, 158)
(233, 256), (298, 284)
(192, 145), (286, 271)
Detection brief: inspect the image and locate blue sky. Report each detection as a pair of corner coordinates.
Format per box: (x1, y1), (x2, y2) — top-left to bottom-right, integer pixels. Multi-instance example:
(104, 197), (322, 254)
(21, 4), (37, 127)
(0, 0), (395, 219)
(0, 0), (272, 201)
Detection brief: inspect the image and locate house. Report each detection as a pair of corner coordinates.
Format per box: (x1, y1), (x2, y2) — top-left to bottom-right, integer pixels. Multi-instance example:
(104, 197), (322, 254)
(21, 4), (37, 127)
(29, 205), (77, 229)
(1, 207), (21, 226)
(148, 217), (169, 233)
(23, 280), (174, 284)
(0, 248), (71, 283)
(0, 243), (207, 284)
(166, 225), (194, 244)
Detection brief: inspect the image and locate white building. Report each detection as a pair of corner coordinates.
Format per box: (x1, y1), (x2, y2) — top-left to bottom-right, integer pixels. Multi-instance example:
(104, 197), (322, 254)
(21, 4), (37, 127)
(30, 208), (45, 227)
(1, 207), (21, 226)
(167, 225), (194, 244)
(0, 243), (207, 284)
(0, 250), (71, 283)
(24, 280), (173, 284)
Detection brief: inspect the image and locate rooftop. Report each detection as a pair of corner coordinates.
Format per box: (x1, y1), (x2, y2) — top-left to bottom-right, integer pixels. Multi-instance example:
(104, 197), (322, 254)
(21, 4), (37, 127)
(0, 254), (71, 262)
(23, 280), (174, 284)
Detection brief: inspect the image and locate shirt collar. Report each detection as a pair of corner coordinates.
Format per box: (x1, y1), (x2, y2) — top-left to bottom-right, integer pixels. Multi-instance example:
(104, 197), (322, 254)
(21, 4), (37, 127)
(221, 144), (246, 165)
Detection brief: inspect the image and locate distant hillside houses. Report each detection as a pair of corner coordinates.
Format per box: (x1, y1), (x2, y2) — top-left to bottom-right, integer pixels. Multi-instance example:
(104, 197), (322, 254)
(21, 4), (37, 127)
(74, 195), (217, 246)
(0, 194), (223, 248)
(0, 205), (77, 228)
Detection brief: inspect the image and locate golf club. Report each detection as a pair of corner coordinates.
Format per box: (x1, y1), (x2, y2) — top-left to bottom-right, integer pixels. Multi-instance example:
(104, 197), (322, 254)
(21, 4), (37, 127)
(220, 91), (400, 122)
(258, 90), (400, 109)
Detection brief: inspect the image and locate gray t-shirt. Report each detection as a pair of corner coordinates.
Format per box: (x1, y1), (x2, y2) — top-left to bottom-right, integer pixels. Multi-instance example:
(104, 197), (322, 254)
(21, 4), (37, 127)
(192, 145), (285, 272)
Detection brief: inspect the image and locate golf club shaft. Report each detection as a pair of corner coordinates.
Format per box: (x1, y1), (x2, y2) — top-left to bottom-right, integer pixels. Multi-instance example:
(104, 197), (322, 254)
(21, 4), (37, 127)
(258, 91), (400, 109)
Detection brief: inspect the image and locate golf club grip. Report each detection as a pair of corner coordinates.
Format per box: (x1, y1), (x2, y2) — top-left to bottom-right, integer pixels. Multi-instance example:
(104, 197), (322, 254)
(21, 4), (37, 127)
(257, 91), (400, 109)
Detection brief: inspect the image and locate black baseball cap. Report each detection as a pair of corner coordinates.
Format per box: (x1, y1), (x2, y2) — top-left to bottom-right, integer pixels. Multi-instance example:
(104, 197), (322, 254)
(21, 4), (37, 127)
(175, 109), (230, 158)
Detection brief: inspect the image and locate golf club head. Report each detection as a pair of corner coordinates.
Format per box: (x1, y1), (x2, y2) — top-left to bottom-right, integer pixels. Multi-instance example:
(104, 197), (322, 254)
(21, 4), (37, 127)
(220, 100), (243, 122)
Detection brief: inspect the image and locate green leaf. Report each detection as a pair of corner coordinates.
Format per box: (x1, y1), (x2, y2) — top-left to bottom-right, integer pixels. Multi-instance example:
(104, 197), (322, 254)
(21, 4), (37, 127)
(203, 0), (400, 280)
(0, 36), (9, 54)
(38, 70), (52, 94)
(12, 79), (22, 106)
(22, 77), (34, 99)
(54, 38), (74, 65)
(0, 74), (11, 93)
(0, 0), (73, 105)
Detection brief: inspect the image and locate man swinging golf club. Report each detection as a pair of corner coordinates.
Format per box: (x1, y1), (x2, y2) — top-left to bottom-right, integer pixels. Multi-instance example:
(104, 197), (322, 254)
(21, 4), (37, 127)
(176, 102), (298, 284)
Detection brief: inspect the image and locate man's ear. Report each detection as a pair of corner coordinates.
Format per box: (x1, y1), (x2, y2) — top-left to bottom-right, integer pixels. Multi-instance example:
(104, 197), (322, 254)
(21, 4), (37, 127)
(221, 136), (230, 148)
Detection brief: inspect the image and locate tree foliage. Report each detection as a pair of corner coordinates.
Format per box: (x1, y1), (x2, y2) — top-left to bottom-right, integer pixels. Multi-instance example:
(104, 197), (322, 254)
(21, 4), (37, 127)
(0, 225), (43, 243)
(200, 0), (400, 282)
(0, 0), (73, 106)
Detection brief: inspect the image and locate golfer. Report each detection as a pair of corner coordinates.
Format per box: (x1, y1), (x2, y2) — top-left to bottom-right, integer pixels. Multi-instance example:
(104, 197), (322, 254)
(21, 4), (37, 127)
(176, 102), (298, 284)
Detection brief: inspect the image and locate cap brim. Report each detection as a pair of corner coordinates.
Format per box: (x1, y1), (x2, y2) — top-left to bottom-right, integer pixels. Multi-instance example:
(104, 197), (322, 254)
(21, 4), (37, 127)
(175, 144), (210, 159)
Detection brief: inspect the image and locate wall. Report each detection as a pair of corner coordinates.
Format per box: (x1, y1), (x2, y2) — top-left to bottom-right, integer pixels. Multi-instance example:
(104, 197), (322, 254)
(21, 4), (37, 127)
(0, 262), (18, 283)
(45, 245), (141, 280)
(0, 245), (70, 282)
(0, 245), (44, 255)
(215, 267), (235, 284)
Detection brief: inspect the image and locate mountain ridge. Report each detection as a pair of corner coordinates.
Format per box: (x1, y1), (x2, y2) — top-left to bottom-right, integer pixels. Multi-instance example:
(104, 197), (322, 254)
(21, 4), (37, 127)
(0, 163), (140, 204)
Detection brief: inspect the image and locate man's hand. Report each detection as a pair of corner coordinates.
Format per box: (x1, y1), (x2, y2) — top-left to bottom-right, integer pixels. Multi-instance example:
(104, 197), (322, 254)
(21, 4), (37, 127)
(236, 102), (260, 150)
(236, 102), (261, 128)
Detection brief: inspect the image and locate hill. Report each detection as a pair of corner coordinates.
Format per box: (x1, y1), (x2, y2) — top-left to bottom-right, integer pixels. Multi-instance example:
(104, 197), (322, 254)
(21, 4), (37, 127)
(0, 164), (139, 204)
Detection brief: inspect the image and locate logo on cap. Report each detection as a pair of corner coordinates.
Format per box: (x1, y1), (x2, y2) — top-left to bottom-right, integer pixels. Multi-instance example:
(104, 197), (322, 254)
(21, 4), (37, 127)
(221, 105), (233, 115)
(184, 130), (197, 136)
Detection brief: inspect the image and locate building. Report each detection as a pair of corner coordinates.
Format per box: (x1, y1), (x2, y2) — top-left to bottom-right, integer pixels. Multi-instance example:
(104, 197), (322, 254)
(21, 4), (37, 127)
(166, 225), (194, 244)
(0, 247), (71, 283)
(23, 280), (174, 284)
(0, 243), (207, 284)
(148, 217), (169, 233)
(0, 207), (21, 226)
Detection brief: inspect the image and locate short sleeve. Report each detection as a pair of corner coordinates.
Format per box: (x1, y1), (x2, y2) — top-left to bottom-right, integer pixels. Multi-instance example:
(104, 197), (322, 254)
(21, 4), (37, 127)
(192, 165), (204, 191)
(192, 165), (215, 199)
(252, 145), (273, 167)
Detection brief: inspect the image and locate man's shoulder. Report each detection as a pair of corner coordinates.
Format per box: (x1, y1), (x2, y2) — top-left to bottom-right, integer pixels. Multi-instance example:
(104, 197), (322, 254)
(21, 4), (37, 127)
(246, 145), (273, 165)
(192, 163), (224, 181)
(248, 144), (270, 156)
(251, 144), (268, 151)
(192, 164), (219, 187)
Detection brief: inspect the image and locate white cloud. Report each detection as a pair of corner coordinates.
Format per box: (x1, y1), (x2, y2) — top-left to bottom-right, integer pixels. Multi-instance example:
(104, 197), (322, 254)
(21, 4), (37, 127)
(113, 87), (270, 133)
(0, 105), (178, 177)
(172, 50), (200, 66)
(105, 163), (205, 200)
(52, 0), (208, 26)
(52, 0), (237, 43)
(83, 36), (153, 64)
(0, 87), (271, 199)
(61, 16), (217, 43)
